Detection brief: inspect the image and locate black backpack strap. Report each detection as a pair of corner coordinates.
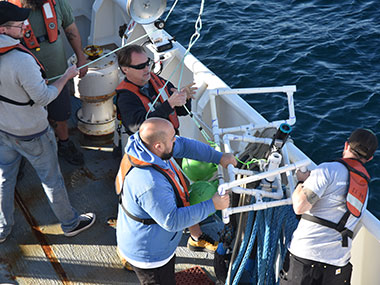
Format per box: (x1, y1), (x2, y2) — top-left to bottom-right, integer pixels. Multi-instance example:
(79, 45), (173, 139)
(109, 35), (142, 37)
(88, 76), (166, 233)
(336, 211), (351, 231)
(119, 195), (156, 225)
(302, 213), (353, 247)
(0, 95), (34, 106)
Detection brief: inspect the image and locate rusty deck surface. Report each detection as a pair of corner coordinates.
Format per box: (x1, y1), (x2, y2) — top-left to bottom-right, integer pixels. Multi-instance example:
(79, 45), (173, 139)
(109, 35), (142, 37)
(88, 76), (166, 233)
(0, 122), (223, 284)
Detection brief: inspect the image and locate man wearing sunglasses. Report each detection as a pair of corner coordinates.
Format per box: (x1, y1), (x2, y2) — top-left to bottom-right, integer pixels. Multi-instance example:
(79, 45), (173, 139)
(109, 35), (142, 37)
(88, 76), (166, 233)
(116, 44), (196, 136)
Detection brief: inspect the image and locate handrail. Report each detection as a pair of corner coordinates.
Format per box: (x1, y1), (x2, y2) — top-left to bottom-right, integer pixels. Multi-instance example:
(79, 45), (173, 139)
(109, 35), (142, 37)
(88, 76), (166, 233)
(210, 86), (297, 126)
(218, 159), (310, 193)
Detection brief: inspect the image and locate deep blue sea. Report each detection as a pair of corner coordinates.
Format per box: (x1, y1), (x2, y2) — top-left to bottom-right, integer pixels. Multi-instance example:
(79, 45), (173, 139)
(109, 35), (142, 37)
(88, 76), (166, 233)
(164, 0), (380, 218)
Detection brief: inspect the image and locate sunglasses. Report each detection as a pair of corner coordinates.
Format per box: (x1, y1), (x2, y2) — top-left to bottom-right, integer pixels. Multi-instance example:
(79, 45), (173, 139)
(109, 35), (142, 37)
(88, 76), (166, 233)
(128, 58), (152, 70)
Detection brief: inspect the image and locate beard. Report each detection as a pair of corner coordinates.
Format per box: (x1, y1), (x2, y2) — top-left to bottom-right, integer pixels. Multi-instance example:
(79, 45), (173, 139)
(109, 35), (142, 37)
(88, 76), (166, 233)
(161, 143), (174, 160)
(161, 151), (173, 161)
(22, 0), (45, 9)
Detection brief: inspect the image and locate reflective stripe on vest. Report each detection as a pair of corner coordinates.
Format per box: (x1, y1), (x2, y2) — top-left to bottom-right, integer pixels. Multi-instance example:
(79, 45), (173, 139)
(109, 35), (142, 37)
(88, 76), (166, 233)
(336, 158), (370, 218)
(8, 0), (58, 49)
(115, 154), (190, 207)
(116, 73), (180, 129)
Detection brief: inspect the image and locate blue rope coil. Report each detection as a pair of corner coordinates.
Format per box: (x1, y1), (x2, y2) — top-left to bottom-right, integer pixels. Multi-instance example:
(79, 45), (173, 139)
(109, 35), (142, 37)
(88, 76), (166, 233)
(230, 206), (255, 279)
(229, 204), (299, 285)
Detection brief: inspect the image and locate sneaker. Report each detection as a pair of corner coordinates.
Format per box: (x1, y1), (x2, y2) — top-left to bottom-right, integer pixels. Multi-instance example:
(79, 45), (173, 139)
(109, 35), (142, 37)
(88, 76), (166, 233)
(117, 248), (133, 271)
(64, 213), (96, 237)
(187, 233), (218, 253)
(58, 140), (84, 166)
(0, 236), (7, 243)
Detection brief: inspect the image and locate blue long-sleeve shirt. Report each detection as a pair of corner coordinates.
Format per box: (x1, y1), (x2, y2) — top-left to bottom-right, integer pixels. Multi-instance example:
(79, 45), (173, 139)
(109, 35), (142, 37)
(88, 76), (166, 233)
(116, 133), (222, 265)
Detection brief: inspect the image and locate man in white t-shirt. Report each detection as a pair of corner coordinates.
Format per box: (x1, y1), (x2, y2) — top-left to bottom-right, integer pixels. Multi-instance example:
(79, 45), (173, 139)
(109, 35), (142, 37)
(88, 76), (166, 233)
(280, 128), (378, 285)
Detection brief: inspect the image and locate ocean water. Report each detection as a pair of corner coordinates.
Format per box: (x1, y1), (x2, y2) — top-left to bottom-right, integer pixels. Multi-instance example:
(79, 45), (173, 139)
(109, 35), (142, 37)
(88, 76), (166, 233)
(165, 0), (380, 218)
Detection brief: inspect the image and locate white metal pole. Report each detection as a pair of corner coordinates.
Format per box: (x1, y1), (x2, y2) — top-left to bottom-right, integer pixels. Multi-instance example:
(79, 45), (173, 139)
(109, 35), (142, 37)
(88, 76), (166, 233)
(225, 198), (293, 216)
(286, 91), (296, 125)
(281, 143), (296, 197)
(214, 86), (296, 96)
(219, 159), (310, 193)
(231, 185), (283, 199)
(209, 94), (230, 223)
(223, 134), (273, 146)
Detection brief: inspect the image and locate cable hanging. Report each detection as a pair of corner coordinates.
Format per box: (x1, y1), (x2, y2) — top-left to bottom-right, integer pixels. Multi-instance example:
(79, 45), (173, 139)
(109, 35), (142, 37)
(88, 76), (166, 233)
(145, 0), (212, 146)
(47, 30), (156, 82)
(164, 0), (179, 23)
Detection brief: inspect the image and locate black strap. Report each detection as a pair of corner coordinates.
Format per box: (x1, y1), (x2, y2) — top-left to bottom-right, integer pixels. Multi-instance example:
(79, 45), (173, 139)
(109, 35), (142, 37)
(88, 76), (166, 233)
(336, 211), (351, 232)
(119, 196), (157, 225)
(0, 95), (34, 106)
(302, 213), (353, 247)
(36, 34), (49, 44)
(22, 30), (60, 44)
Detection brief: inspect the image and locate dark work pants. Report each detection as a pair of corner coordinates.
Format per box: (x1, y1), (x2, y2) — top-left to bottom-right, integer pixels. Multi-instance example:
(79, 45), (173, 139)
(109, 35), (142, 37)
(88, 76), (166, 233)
(131, 255), (176, 285)
(279, 252), (352, 285)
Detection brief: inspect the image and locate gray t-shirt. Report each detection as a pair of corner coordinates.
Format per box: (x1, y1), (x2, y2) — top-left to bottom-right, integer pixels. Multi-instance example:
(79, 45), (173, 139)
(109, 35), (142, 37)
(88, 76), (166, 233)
(289, 161), (367, 266)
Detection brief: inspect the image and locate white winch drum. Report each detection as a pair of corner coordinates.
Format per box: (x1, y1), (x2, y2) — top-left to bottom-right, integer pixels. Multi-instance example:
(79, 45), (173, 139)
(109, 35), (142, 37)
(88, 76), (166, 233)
(71, 47), (120, 136)
(77, 99), (115, 123)
(73, 49), (119, 100)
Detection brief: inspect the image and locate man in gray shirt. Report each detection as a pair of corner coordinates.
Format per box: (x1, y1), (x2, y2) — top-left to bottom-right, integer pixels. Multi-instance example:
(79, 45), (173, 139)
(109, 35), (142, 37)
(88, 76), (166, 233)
(280, 128), (378, 285)
(0, 2), (95, 243)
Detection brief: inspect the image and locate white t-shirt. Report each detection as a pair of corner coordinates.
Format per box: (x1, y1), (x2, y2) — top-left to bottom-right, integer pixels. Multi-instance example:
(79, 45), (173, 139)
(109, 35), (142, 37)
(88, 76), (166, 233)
(289, 161), (367, 267)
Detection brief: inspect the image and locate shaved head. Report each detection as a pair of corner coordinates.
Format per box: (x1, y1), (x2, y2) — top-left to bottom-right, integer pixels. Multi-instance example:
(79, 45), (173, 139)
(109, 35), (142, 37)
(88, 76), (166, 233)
(139, 118), (174, 147)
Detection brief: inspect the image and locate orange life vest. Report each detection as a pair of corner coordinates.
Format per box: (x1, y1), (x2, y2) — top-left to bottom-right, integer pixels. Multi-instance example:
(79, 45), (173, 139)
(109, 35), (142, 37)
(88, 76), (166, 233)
(337, 158), (370, 218)
(0, 43), (46, 76)
(116, 73), (180, 129)
(7, 0), (58, 49)
(115, 154), (189, 224)
(0, 43), (46, 106)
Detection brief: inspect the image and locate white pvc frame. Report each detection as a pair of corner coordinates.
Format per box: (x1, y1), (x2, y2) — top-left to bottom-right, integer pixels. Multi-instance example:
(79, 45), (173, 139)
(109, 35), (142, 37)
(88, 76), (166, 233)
(207, 85), (311, 224)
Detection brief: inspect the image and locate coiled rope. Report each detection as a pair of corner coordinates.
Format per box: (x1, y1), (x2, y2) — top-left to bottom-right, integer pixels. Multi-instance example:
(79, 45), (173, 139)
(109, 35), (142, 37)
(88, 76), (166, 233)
(229, 204), (298, 284)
